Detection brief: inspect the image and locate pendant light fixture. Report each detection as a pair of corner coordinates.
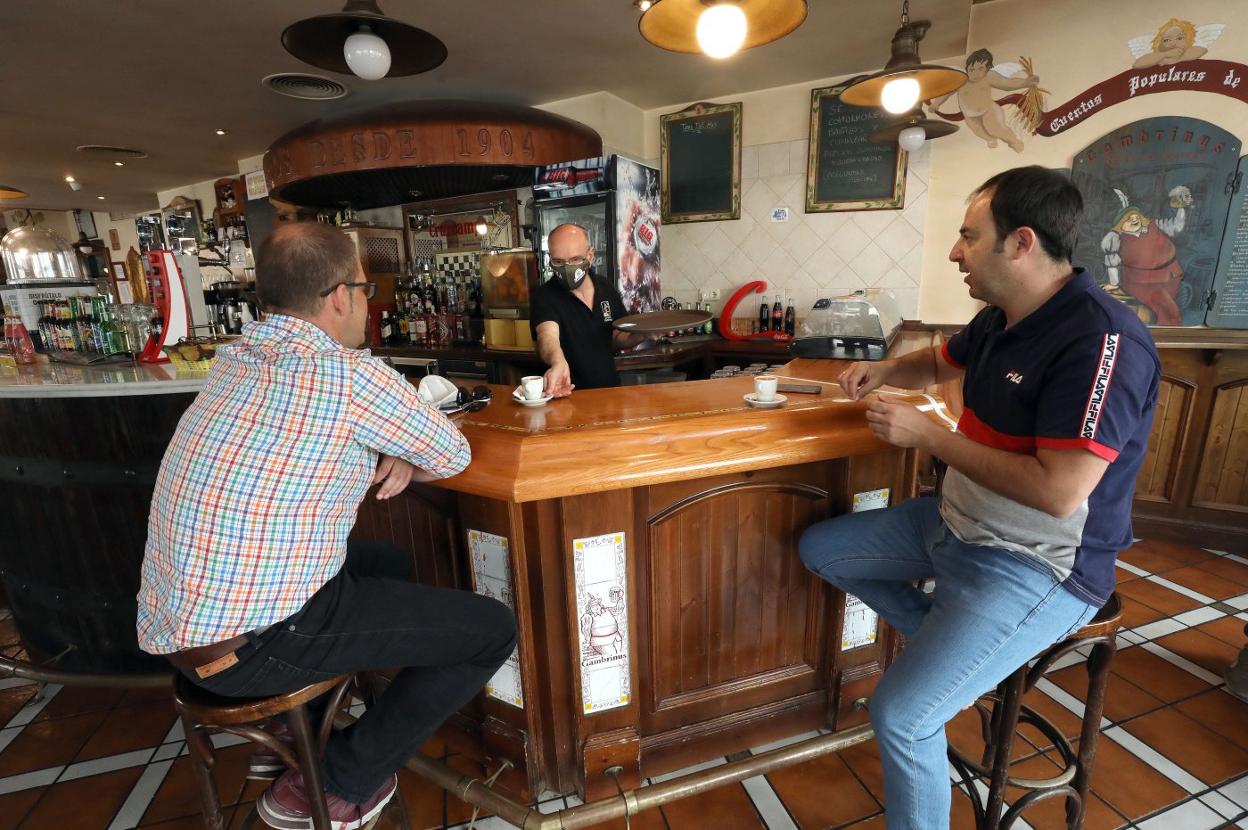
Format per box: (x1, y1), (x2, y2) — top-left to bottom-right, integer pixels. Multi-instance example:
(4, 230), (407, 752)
(0, 184), (28, 200)
(282, 0), (447, 81)
(639, 0), (808, 60)
(869, 108), (957, 151)
(839, 0), (965, 114)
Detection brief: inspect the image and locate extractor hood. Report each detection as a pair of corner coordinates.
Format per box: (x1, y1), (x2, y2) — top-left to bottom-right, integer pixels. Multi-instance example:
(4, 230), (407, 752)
(263, 99), (602, 210)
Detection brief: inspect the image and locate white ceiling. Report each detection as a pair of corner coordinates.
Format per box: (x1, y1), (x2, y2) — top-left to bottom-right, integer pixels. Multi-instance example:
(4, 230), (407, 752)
(0, 0), (971, 215)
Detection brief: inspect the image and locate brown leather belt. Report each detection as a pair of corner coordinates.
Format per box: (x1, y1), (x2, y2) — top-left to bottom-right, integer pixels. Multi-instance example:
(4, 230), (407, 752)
(167, 626), (271, 679)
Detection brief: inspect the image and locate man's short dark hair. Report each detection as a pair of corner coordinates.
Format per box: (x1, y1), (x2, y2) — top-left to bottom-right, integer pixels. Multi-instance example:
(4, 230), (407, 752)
(255, 223), (360, 315)
(966, 48), (993, 69)
(972, 166), (1083, 263)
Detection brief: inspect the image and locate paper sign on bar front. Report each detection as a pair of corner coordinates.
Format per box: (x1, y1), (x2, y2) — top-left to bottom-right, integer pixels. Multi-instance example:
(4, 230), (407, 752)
(573, 532), (631, 714)
(841, 488), (888, 651)
(467, 529), (524, 708)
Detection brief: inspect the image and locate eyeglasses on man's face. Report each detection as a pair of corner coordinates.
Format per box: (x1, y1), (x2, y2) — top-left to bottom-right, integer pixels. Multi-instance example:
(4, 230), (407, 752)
(548, 255), (591, 268)
(319, 281), (377, 300)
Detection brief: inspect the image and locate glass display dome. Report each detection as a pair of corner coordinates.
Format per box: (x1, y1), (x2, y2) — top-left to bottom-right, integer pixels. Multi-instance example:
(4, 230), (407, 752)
(0, 224), (85, 284)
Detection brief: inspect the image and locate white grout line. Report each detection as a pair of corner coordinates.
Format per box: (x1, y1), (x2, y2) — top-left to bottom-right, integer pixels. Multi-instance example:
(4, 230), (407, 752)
(749, 730), (822, 756)
(1032, 678), (1112, 730)
(1220, 773), (1248, 810)
(1131, 618), (1187, 641)
(58, 748), (156, 783)
(742, 775), (800, 830)
(1203, 549), (1230, 556)
(1047, 649), (1088, 672)
(1146, 575), (1216, 605)
(4, 683), (63, 727)
(1120, 629), (1148, 645)
(107, 759), (175, 830)
(0, 726), (22, 756)
(1141, 642), (1226, 686)
(0, 765), (63, 795)
(1222, 594), (1248, 611)
(1174, 607), (1227, 628)
(160, 718), (183, 744)
(1200, 790), (1243, 819)
(149, 742), (183, 763)
(1117, 560), (1152, 577)
(1135, 797), (1224, 829)
(1223, 553), (1248, 567)
(648, 755), (728, 785)
(0, 677), (37, 691)
(1104, 727), (1207, 794)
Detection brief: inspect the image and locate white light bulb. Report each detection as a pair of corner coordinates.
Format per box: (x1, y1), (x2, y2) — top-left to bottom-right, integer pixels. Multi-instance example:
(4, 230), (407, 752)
(881, 77), (921, 114)
(475, 218), (489, 236)
(898, 125), (926, 152)
(697, 4), (748, 59)
(344, 27), (391, 80)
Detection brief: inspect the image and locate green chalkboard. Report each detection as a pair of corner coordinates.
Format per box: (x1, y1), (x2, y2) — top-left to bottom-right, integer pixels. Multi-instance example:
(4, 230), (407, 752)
(660, 102), (741, 224)
(806, 84), (906, 213)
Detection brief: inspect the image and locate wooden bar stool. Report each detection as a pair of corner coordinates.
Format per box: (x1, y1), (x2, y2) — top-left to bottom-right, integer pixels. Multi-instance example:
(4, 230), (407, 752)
(948, 592), (1123, 830)
(173, 673), (353, 830)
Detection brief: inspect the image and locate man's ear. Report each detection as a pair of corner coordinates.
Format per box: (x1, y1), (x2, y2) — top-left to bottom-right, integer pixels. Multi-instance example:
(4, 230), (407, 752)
(1012, 226), (1040, 259)
(324, 284), (347, 315)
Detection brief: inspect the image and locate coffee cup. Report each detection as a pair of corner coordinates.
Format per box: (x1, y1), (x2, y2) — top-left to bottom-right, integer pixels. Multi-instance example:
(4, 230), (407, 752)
(520, 375), (545, 400)
(754, 374), (778, 402)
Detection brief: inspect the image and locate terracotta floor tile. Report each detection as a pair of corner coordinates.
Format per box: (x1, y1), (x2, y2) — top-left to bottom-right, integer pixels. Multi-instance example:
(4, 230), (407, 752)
(0, 684), (40, 726)
(1123, 707), (1248, 785)
(1116, 578), (1204, 616)
(1109, 645), (1213, 702)
(1084, 734), (1187, 820)
(950, 786), (981, 830)
(0, 618), (19, 647)
(1155, 628), (1242, 676)
(1125, 540), (1218, 567)
(1048, 660), (1165, 723)
(1176, 689), (1248, 751)
(75, 701), (178, 762)
(0, 787), (46, 830)
(661, 783), (764, 829)
(1013, 789), (1129, 830)
(119, 684), (176, 706)
(1195, 615), (1248, 648)
(1118, 544), (1185, 575)
(0, 708), (108, 776)
(1195, 555), (1248, 586)
(1162, 566), (1248, 600)
(844, 814), (886, 829)
(138, 815), (206, 829)
(767, 751), (879, 829)
(141, 743), (256, 825)
(947, 707), (1036, 764)
(1118, 596), (1168, 629)
(1020, 687), (1085, 745)
(32, 685), (125, 722)
(840, 740), (885, 804)
(18, 765), (144, 830)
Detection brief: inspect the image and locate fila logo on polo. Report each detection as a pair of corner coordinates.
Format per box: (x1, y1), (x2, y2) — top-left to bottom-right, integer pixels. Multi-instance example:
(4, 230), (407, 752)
(1006, 371), (1024, 384)
(600, 301), (613, 322)
(1081, 333), (1119, 439)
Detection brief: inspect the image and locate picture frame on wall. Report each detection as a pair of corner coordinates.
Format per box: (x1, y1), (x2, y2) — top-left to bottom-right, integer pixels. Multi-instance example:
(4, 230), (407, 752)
(660, 101), (741, 224)
(806, 84), (907, 213)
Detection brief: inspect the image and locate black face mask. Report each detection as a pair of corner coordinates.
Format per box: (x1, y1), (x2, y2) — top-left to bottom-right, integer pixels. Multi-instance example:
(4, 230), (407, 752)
(552, 262), (589, 290)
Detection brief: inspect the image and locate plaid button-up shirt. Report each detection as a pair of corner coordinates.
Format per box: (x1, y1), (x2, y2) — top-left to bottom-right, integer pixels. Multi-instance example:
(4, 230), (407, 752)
(136, 315), (470, 653)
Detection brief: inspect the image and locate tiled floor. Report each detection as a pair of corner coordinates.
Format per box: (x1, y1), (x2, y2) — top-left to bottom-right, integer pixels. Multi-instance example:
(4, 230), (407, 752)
(1, 538), (1246, 829)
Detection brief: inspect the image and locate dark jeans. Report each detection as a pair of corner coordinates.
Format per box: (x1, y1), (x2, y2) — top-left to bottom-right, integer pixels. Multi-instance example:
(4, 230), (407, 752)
(182, 540), (517, 803)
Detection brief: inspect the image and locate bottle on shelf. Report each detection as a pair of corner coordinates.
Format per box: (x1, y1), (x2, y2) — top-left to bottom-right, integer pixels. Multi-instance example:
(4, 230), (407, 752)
(772, 293), (784, 333)
(379, 310), (393, 345)
(759, 294), (770, 332)
(6, 313), (36, 365)
(784, 296), (796, 336)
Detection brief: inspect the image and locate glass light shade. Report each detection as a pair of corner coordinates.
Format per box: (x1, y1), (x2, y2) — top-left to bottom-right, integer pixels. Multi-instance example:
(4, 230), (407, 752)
(697, 4), (748, 59)
(0, 225), (86, 284)
(475, 217), (490, 236)
(343, 28), (391, 80)
(898, 125), (926, 152)
(881, 77), (921, 113)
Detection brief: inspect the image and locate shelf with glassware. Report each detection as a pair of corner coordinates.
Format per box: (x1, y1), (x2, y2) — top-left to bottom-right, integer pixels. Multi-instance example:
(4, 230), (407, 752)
(381, 256), (486, 349)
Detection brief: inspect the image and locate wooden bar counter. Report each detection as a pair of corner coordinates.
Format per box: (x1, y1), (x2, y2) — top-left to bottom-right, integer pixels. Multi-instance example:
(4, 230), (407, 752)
(354, 352), (938, 801)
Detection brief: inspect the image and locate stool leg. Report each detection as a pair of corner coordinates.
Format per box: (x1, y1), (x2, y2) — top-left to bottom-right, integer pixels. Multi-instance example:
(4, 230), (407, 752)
(1067, 639), (1116, 829)
(289, 704), (333, 830)
(180, 713), (226, 830)
(983, 667), (1027, 829)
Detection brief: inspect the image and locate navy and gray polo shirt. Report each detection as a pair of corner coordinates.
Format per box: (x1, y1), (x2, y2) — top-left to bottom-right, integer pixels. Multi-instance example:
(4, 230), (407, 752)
(938, 269), (1160, 607)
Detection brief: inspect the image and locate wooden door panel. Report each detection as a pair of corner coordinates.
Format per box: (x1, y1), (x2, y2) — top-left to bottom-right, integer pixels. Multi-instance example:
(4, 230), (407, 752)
(1135, 376), (1194, 504)
(1193, 380), (1248, 512)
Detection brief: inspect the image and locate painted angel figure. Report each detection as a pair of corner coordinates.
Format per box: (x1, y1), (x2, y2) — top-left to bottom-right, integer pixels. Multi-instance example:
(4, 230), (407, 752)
(1129, 19), (1223, 68)
(930, 49), (1044, 153)
(1100, 186), (1194, 326)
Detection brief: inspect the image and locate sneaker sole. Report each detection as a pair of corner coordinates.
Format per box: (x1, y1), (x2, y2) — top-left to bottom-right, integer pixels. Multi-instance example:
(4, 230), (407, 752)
(248, 762), (287, 781)
(332, 782), (397, 830)
(257, 789), (311, 830)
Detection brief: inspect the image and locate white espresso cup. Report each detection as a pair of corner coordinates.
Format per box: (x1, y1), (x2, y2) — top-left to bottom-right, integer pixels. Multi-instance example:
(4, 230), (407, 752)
(754, 374), (778, 402)
(521, 375), (545, 400)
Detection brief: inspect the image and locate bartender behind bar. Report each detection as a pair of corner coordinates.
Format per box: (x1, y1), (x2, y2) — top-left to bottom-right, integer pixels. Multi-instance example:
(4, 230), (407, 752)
(531, 223), (645, 396)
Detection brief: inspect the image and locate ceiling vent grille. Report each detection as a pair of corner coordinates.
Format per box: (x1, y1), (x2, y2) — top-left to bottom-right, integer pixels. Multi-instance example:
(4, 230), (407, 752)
(262, 73), (349, 101)
(76, 145), (149, 159)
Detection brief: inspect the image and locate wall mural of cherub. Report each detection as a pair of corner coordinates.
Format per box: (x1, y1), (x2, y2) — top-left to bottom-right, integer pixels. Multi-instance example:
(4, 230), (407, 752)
(1128, 18), (1224, 68)
(930, 49), (1048, 153)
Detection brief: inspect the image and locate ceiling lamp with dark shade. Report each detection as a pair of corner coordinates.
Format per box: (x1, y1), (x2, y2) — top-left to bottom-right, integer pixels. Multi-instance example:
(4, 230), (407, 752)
(0, 184), (29, 200)
(839, 0), (966, 114)
(282, 0), (447, 81)
(639, 0), (808, 60)
(869, 108), (956, 151)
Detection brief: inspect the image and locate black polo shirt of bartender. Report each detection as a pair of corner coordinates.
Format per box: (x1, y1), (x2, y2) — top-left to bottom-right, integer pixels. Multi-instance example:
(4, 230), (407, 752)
(530, 272), (625, 389)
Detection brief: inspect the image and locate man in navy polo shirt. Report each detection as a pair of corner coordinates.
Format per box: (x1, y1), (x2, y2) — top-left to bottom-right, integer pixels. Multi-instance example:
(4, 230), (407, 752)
(800, 165), (1159, 830)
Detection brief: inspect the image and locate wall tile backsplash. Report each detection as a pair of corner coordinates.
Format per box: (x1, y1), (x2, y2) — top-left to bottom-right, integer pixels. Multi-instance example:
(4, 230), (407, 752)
(655, 140), (929, 321)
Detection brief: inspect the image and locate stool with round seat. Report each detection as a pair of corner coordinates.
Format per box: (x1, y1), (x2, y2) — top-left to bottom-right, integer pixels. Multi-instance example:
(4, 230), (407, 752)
(948, 592), (1124, 830)
(172, 673), (354, 830)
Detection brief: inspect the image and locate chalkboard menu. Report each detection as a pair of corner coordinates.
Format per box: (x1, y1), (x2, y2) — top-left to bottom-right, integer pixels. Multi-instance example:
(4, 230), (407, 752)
(660, 102), (741, 224)
(806, 84), (906, 213)
(1209, 155), (1248, 329)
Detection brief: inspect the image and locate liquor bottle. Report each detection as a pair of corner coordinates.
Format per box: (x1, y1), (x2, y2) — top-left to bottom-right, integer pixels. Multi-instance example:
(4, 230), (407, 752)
(8, 314), (35, 365)
(785, 297), (796, 336)
(411, 309), (427, 347)
(704, 302), (714, 335)
(772, 293), (784, 333)
(397, 310), (410, 344)
(379, 310), (393, 344)
(759, 294), (770, 332)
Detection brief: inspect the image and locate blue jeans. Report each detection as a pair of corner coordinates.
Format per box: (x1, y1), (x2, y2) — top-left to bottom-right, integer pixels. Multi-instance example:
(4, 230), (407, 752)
(799, 497), (1096, 830)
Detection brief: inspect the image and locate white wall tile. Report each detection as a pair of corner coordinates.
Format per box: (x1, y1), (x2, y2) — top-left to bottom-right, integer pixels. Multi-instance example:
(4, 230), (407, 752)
(788, 140), (810, 180)
(848, 242), (894, 285)
(757, 142), (790, 178)
(741, 145), (759, 180)
(876, 217), (922, 264)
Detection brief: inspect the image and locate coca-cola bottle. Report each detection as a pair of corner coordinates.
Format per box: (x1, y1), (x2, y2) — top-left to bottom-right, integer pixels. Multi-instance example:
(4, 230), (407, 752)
(759, 294), (770, 332)
(772, 294), (784, 333)
(784, 298), (796, 336)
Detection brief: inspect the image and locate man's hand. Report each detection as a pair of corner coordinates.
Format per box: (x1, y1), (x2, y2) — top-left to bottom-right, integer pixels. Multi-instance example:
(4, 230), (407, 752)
(544, 360), (574, 398)
(373, 455), (416, 499)
(864, 398), (941, 449)
(839, 361), (892, 400)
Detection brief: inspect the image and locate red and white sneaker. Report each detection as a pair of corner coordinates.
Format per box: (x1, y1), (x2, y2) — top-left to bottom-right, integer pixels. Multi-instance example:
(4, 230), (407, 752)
(248, 720), (293, 781)
(257, 769), (398, 830)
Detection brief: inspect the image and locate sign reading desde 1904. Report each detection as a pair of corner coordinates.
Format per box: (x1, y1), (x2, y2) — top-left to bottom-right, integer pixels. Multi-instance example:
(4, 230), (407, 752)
(661, 102), (741, 224)
(806, 85), (907, 213)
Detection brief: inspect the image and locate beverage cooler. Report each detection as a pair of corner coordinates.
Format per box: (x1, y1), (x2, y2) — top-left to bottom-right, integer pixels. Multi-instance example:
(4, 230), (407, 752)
(532, 155), (662, 314)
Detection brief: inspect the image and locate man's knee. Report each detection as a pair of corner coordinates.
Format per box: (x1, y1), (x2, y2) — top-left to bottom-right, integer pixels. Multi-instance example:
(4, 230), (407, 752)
(472, 594), (518, 664)
(869, 683), (915, 750)
(798, 517), (851, 578)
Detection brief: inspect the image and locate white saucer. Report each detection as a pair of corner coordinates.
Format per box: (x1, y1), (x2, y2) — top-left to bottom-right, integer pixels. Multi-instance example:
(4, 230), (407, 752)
(513, 392), (553, 406)
(744, 393), (786, 409)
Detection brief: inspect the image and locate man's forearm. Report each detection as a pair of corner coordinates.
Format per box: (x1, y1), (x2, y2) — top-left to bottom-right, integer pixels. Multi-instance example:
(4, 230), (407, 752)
(926, 429), (1070, 517)
(537, 335), (566, 368)
(882, 347), (942, 390)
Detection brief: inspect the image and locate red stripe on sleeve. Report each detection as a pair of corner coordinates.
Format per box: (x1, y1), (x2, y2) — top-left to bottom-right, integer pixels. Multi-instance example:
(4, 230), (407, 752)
(940, 340), (965, 370)
(1036, 436), (1120, 462)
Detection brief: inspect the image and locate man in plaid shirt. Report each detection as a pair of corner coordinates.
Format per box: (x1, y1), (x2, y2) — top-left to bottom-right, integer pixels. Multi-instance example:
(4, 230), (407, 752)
(137, 223), (516, 830)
